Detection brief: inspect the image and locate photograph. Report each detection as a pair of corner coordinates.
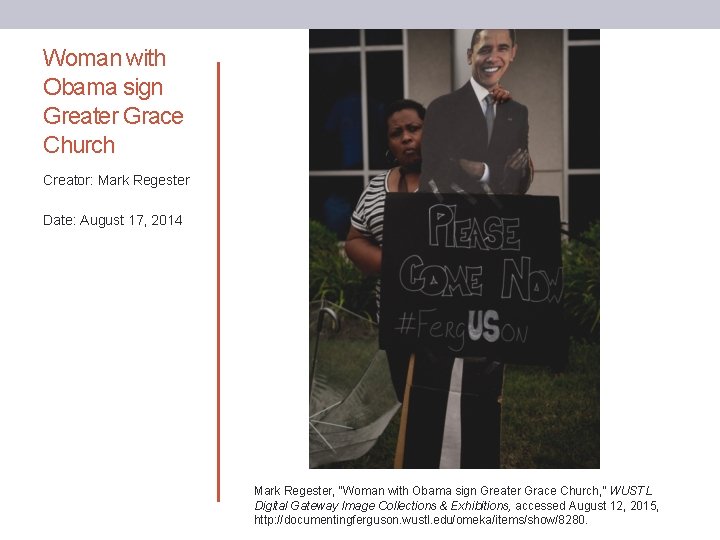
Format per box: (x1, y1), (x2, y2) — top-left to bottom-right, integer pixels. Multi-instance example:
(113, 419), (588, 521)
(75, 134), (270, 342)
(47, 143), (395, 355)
(309, 29), (599, 469)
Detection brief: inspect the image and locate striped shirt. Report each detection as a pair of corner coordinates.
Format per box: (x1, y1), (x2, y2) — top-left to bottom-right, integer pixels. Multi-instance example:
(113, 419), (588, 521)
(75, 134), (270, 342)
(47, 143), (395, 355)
(350, 171), (391, 319)
(351, 170), (390, 246)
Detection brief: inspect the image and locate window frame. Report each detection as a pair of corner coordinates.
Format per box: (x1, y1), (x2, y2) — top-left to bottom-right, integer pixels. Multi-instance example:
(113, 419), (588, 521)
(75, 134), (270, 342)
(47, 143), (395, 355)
(309, 30), (409, 189)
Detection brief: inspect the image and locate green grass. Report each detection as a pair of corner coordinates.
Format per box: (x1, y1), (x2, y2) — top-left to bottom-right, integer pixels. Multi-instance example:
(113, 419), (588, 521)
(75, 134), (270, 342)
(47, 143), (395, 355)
(501, 339), (599, 468)
(317, 339), (599, 469)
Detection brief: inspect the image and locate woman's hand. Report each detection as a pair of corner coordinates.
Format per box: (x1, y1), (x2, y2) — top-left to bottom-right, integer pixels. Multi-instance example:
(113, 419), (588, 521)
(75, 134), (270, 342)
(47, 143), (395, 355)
(491, 85), (512, 103)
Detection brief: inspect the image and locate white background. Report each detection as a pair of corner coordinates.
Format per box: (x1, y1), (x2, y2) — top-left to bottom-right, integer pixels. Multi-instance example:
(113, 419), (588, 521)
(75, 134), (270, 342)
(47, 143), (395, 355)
(0, 29), (718, 538)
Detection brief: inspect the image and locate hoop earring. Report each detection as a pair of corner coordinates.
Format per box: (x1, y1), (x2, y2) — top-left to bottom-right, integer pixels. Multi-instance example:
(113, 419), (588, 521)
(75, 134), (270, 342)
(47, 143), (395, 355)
(385, 149), (398, 165)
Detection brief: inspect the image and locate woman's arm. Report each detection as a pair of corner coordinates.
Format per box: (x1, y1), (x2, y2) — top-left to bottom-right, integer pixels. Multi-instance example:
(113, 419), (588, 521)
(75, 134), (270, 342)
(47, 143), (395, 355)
(344, 226), (382, 276)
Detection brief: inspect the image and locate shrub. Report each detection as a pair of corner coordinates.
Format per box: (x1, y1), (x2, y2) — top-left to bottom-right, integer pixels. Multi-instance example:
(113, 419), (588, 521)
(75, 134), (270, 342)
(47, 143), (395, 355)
(309, 220), (377, 316)
(562, 221), (600, 341)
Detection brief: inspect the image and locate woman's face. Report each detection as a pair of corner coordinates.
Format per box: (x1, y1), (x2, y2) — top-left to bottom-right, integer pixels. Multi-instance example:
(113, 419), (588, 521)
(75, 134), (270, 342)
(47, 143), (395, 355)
(387, 108), (423, 167)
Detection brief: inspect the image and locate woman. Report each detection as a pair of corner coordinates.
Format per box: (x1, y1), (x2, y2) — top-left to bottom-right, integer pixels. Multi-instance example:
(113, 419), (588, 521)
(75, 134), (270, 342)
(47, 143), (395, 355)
(344, 99), (425, 277)
(344, 99), (424, 406)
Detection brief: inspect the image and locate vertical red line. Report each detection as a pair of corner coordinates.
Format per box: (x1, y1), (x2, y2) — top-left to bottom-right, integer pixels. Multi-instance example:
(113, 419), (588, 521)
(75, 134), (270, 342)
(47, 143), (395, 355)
(216, 61), (221, 503)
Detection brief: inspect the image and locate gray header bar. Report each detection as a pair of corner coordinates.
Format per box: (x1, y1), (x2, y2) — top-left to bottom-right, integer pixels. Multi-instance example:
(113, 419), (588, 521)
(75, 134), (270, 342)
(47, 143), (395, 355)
(4, 0), (720, 28)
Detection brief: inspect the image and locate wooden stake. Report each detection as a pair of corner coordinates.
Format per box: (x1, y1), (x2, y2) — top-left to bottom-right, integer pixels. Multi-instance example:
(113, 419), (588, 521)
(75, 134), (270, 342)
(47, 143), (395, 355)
(394, 353), (416, 469)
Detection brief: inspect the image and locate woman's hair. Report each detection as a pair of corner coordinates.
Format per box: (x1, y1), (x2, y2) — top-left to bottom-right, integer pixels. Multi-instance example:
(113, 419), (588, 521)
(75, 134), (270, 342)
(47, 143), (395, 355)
(384, 99), (426, 126)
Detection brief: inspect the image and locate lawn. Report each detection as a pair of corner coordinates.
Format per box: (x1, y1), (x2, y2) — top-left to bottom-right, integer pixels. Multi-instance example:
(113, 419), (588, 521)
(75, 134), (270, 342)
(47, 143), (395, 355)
(314, 336), (599, 469)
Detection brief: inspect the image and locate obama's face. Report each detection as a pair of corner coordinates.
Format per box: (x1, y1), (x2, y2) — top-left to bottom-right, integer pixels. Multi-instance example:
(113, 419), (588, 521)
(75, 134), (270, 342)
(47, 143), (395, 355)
(467, 29), (517, 90)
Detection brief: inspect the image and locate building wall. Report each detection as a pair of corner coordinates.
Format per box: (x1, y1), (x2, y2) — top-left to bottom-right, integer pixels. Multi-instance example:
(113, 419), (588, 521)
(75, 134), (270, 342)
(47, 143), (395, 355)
(407, 30), (453, 108)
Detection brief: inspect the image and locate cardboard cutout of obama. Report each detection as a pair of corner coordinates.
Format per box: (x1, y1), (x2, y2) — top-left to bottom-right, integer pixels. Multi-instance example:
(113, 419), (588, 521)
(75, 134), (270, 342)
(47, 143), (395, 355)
(419, 29), (532, 196)
(394, 30), (538, 468)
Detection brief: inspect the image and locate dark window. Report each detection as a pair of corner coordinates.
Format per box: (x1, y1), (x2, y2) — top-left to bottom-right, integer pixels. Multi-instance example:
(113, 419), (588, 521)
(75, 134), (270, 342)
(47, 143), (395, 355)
(309, 30), (405, 241)
(568, 30), (600, 41)
(569, 45), (600, 169)
(365, 30), (403, 45)
(310, 53), (361, 170)
(310, 30), (360, 48)
(569, 175), (600, 235)
(366, 51), (404, 170)
(309, 176), (365, 240)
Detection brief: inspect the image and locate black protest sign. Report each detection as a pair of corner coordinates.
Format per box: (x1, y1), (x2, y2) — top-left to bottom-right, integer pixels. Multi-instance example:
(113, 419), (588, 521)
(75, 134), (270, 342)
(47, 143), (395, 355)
(379, 193), (566, 366)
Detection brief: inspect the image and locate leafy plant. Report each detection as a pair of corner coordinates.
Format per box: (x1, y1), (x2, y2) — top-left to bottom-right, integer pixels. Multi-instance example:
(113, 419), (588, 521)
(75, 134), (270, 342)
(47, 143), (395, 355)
(309, 220), (377, 316)
(562, 221), (600, 341)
